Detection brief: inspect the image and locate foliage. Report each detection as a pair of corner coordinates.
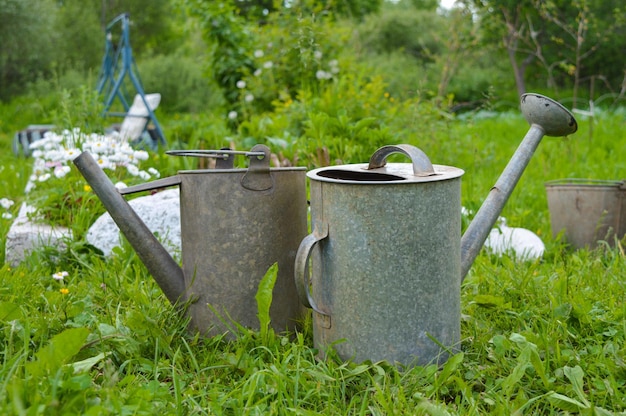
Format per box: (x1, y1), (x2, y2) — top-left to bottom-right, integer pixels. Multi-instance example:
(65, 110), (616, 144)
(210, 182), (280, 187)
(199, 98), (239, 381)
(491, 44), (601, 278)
(354, 2), (503, 105)
(137, 52), (226, 114)
(231, 11), (349, 117)
(53, 0), (103, 72)
(358, 4), (446, 61)
(0, 200), (625, 413)
(0, 0), (58, 101)
(186, 0), (256, 106)
(1, 82), (626, 412)
(461, 0), (626, 99)
(0, 0), (182, 102)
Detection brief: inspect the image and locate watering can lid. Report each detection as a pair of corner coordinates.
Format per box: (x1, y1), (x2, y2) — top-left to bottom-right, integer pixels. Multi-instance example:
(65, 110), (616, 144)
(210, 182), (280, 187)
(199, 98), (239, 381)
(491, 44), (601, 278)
(307, 144), (464, 184)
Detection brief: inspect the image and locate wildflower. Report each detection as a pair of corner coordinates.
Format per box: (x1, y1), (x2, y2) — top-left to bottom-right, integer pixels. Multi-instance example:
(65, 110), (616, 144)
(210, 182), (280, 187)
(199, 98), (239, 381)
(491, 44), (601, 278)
(64, 148), (80, 161)
(37, 173), (51, 182)
(316, 70), (332, 80)
(314, 50), (323, 60)
(138, 170), (151, 180)
(83, 185), (92, 192)
(120, 145), (135, 155)
(263, 61), (273, 69)
(254, 50), (264, 58)
(133, 150), (149, 161)
(59, 288), (70, 295)
(53, 271), (69, 281)
(245, 94), (254, 103)
(127, 164), (140, 176)
(147, 167), (160, 178)
(2, 212), (12, 220)
(54, 166), (71, 178)
(0, 198), (14, 209)
(114, 182), (128, 190)
(95, 157), (112, 170)
(228, 111), (238, 120)
(91, 140), (109, 153)
(254, 69), (262, 77)
(236, 80), (246, 89)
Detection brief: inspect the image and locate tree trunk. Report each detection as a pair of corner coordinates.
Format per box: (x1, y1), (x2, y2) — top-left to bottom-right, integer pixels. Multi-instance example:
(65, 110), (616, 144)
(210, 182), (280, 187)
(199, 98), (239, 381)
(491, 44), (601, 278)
(508, 47), (527, 98)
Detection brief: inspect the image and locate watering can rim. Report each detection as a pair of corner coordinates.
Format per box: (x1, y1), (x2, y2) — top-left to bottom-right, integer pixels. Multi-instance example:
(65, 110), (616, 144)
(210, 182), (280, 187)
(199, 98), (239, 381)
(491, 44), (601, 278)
(306, 144), (464, 185)
(177, 166), (307, 174)
(545, 178), (626, 188)
(306, 162), (464, 185)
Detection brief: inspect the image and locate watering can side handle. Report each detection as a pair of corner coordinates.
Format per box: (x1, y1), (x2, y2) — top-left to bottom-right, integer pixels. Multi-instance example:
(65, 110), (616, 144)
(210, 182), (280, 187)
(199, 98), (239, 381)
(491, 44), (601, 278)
(119, 175), (182, 195)
(294, 224), (329, 316)
(367, 144), (435, 176)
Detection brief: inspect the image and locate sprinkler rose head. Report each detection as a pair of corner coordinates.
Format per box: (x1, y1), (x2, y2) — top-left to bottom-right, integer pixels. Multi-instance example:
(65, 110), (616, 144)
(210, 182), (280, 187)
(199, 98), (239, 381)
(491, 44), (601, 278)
(520, 93), (578, 137)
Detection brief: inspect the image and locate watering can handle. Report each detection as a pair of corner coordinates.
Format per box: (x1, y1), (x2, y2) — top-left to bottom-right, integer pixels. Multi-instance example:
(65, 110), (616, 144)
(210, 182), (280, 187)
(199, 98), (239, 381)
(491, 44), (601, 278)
(367, 144), (435, 177)
(294, 224), (330, 317)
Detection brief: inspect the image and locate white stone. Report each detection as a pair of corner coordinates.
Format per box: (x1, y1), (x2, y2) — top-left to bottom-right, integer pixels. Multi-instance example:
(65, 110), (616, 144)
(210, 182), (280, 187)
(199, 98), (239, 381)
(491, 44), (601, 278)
(5, 203), (72, 266)
(86, 188), (181, 258)
(484, 219), (545, 260)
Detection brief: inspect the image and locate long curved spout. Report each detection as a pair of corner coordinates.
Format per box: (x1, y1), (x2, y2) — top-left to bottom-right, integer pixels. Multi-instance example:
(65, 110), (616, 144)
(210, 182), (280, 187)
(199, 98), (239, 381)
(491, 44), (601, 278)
(460, 94), (577, 281)
(73, 152), (187, 305)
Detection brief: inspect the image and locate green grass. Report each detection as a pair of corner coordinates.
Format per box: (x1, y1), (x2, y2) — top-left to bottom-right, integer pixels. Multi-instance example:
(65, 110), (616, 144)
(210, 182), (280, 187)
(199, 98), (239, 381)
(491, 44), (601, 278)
(1, 103), (625, 414)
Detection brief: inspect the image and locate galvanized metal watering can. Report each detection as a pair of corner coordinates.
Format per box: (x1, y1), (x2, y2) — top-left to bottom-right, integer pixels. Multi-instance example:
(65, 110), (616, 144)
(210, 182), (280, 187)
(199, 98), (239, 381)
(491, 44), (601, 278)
(294, 93), (578, 366)
(73, 145), (307, 337)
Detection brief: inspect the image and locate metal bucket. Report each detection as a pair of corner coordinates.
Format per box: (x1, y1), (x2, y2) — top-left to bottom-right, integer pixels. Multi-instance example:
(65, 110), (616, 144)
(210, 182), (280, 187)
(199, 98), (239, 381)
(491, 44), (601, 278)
(545, 178), (626, 249)
(295, 145), (465, 366)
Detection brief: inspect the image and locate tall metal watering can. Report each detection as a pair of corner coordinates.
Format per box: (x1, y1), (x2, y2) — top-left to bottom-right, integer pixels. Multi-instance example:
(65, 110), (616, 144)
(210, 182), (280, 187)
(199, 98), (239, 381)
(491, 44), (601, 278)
(295, 94), (577, 366)
(74, 145), (307, 337)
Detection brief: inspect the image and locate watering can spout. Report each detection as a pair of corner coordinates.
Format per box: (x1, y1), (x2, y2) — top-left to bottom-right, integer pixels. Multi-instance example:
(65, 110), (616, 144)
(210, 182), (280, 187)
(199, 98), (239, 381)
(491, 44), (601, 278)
(460, 93), (577, 280)
(73, 151), (187, 305)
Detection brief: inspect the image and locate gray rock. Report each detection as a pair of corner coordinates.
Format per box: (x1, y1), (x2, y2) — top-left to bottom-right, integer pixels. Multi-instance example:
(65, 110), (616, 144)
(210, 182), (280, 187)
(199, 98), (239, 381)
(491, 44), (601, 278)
(5, 203), (72, 266)
(86, 188), (181, 258)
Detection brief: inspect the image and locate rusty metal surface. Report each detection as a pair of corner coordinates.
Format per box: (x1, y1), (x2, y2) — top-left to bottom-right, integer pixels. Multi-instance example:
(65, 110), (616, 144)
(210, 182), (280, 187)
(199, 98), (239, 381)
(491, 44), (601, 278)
(546, 179), (626, 249)
(76, 146), (307, 339)
(178, 160), (307, 338)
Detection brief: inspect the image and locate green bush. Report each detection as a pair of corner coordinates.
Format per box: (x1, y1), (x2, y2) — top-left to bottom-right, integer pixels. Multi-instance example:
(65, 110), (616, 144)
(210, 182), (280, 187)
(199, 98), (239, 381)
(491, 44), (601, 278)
(357, 5), (444, 61)
(138, 53), (225, 114)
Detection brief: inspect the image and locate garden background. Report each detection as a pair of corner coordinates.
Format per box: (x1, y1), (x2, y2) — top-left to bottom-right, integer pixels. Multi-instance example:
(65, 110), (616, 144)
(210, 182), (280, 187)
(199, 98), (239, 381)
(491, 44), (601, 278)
(0, 0), (625, 414)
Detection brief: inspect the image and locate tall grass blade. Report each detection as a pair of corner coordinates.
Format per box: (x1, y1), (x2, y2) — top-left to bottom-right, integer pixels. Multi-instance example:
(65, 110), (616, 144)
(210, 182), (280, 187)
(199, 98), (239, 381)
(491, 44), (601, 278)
(256, 262), (278, 342)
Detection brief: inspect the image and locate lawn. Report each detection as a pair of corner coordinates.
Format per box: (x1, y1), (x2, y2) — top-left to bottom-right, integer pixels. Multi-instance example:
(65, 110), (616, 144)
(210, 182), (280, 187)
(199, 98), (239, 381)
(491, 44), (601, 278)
(0, 101), (625, 414)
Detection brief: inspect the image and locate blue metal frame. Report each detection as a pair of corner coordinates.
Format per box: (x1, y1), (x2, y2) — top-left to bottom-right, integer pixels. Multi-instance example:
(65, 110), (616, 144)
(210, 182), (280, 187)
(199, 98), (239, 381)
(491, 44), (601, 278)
(96, 13), (166, 147)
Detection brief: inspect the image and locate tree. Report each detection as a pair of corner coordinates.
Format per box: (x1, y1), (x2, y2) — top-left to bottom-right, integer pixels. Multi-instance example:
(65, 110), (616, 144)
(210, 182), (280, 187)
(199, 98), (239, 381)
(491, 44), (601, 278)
(0, 0), (58, 100)
(99, 0), (181, 56)
(54, 0), (103, 72)
(460, 0), (542, 98)
(535, 0), (626, 107)
(462, 0), (626, 100)
(431, 7), (481, 99)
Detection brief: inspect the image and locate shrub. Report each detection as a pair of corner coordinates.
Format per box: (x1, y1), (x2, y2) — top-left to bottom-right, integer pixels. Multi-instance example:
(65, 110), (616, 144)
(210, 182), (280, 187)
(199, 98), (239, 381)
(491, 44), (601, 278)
(138, 53), (225, 114)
